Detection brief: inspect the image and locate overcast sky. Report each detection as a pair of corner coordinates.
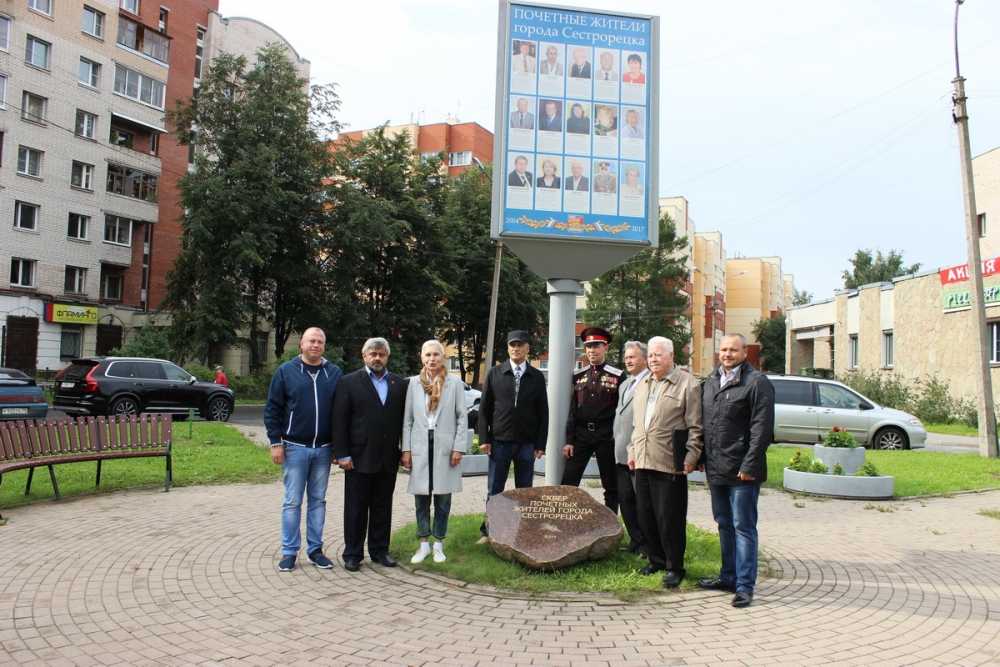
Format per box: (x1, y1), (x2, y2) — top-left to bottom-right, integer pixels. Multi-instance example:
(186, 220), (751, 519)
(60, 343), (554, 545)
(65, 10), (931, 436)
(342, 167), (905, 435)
(216, 0), (1000, 299)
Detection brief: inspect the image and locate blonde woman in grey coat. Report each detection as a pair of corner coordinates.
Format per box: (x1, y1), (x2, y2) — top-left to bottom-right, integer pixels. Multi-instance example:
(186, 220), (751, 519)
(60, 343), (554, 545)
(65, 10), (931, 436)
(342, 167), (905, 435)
(400, 340), (466, 563)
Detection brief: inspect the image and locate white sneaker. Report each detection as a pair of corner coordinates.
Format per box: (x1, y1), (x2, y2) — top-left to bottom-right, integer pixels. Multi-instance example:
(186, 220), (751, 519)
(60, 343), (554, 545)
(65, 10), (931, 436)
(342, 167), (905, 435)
(432, 546), (446, 563)
(411, 548), (429, 564)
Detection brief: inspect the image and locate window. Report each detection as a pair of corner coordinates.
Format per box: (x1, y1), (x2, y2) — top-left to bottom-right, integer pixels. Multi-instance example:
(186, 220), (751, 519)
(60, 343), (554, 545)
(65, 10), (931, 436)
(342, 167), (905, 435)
(22, 92), (46, 123)
(17, 147), (42, 177)
(120, 0), (138, 13)
(113, 64), (165, 109)
(882, 331), (894, 368)
(158, 8), (168, 32)
(64, 266), (86, 293)
(15, 202), (39, 230)
(149, 132), (158, 156)
(0, 75), (7, 107)
(76, 110), (97, 139)
(447, 357), (460, 371)
(25, 36), (50, 69)
(980, 213), (987, 238)
(72, 161), (94, 190)
(28, 0), (51, 15)
(194, 27), (205, 79)
(0, 16), (9, 51)
(10, 258), (35, 287)
(817, 384), (863, 410)
(848, 335), (859, 370)
(104, 214), (132, 245)
(110, 126), (133, 148)
(79, 58), (100, 87)
(772, 379), (813, 406)
(60, 324), (84, 358)
(106, 163), (158, 201)
(449, 151), (472, 167)
(117, 17), (169, 63)
(104, 274), (123, 300)
(83, 7), (104, 38)
(164, 363), (191, 382)
(68, 213), (90, 240)
(538, 360), (549, 371)
(990, 322), (1000, 364)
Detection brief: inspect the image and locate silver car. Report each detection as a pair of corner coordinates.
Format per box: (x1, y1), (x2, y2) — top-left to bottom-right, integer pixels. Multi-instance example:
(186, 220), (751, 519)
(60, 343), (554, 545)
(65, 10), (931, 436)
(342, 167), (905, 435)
(769, 375), (926, 450)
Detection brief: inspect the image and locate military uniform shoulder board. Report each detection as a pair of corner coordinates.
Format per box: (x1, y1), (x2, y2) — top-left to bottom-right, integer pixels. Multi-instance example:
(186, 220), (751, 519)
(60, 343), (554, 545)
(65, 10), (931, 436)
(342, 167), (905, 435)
(575, 364), (592, 375)
(603, 364), (623, 377)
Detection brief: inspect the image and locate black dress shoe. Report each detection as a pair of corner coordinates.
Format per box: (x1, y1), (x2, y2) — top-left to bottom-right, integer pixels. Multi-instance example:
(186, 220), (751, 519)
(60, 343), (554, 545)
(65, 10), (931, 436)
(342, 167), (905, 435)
(343, 557), (360, 572)
(372, 553), (397, 567)
(638, 563), (664, 576)
(662, 571), (683, 588)
(732, 591), (753, 608)
(698, 577), (737, 593)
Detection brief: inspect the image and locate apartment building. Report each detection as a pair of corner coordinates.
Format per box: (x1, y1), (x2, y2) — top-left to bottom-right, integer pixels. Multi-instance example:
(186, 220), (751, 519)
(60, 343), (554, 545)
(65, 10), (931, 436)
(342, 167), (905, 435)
(336, 118), (494, 176)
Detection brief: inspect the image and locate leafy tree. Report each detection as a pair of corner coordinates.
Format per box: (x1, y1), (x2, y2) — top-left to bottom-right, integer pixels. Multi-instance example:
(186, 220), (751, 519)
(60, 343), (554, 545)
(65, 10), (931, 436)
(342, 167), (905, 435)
(583, 213), (692, 366)
(751, 314), (786, 373)
(791, 288), (813, 306)
(111, 325), (174, 361)
(320, 127), (453, 376)
(437, 164), (548, 386)
(163, 44), (340, 368)
(842, 249), (921, 289)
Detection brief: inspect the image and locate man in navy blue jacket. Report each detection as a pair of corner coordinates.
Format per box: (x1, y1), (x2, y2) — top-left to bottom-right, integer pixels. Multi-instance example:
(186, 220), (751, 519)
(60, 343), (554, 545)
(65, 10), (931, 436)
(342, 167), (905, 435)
(265, 327), (343, 573)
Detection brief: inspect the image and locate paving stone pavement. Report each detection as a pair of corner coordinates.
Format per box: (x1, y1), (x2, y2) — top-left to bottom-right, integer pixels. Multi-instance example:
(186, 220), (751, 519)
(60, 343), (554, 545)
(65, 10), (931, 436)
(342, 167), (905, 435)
(2, 459), (1000, 666)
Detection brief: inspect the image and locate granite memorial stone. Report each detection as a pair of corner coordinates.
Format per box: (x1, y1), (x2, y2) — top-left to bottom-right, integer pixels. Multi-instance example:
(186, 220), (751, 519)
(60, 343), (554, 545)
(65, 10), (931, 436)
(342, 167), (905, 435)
(484, 485), (624, 571)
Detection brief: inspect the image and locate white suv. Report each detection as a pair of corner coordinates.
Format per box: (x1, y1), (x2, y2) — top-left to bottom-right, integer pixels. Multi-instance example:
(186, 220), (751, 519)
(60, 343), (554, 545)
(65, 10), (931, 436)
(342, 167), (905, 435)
(769, 375), (926, 450)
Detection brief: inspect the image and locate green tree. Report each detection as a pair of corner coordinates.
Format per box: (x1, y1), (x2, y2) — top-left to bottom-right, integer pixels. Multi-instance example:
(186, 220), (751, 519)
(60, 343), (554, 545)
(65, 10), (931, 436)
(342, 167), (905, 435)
(751, 314), (786, 373)
(320, 127), (453, 376)
(583, 213), (692, 366)
(437, 164), (548, 386)
(111, 325), (174, 360)
(791, 288), (813, 306)
(842, 249), (921, 289)
(163, 44), (340, 367)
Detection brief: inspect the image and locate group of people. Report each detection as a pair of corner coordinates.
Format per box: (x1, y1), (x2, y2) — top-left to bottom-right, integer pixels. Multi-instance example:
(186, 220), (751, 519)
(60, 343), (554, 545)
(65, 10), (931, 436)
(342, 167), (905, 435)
(264, 324), (774, 609)
(513, 42), (647, 84)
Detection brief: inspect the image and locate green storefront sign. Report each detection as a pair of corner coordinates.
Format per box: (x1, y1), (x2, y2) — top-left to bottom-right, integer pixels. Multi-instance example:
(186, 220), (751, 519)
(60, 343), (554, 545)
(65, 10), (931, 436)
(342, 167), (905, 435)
(943, 285), (1000, 310)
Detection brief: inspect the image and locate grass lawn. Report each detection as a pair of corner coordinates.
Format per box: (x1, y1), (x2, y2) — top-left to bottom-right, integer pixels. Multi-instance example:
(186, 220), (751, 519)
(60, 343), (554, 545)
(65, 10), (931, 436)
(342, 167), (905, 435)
(924, 422), (978, 437)
(0, 422), (280, 509)
(766, 445), (1000, 497)
(390, 513), (723, 602)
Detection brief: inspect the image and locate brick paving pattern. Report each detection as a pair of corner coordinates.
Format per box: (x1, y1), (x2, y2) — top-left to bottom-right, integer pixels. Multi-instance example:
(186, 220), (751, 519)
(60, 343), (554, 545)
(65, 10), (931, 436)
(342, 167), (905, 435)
(2, 446), (1000, 666)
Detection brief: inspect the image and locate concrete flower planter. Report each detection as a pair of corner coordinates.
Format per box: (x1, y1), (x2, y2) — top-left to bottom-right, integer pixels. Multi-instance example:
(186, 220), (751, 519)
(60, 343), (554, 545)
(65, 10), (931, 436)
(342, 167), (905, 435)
(461, 454), (489, 476)
(783, 468), (894, 499)
(533, 455), (601, 478)
(813, 444), (866, 476)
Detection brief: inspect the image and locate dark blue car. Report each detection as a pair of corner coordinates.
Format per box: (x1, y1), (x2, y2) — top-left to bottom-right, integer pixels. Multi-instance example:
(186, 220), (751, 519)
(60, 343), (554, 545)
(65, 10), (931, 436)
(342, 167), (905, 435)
(0, 367), (49, 421)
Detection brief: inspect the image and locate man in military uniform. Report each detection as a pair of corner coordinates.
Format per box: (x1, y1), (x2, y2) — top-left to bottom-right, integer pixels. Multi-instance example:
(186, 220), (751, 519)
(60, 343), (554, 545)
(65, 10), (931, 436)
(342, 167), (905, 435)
(593, 162), (617, 194)
(562, 326), (622, 512)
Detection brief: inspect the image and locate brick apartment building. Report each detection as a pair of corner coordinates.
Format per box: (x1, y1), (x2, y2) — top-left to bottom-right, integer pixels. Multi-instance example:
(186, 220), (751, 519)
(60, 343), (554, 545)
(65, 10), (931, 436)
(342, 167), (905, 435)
(0, 0), (305, 373)
(335, 119), (494, 176)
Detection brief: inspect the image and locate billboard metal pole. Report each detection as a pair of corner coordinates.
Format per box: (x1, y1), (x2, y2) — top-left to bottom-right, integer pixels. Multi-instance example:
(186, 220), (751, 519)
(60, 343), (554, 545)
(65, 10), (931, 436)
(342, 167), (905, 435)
(544, 279), (580, 484)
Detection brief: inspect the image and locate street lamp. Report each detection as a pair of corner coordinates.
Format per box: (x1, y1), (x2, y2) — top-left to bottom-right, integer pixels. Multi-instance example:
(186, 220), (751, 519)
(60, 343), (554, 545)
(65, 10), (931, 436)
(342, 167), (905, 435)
(473, 158), (502, 382)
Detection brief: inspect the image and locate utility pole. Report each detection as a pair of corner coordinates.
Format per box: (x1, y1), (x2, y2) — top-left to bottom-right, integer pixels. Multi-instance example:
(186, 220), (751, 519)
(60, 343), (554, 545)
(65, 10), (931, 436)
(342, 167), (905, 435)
(952, 0), (998, 457)
(474, 157), (502, 381)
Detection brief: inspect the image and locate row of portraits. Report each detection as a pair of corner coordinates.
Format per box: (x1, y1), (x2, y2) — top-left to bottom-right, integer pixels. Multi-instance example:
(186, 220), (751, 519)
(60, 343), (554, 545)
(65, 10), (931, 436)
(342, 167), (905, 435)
(511, 40), (647, 84)
(509, 96), (645, 138)
(506, 154), (645, 195)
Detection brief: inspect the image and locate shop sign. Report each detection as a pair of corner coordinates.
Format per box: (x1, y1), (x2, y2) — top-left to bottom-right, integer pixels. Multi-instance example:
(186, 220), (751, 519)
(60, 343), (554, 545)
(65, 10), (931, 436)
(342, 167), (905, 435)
(44, 303), (98, 324)
(939, 256), (1000, 285)
(942, 285), (1000, 311)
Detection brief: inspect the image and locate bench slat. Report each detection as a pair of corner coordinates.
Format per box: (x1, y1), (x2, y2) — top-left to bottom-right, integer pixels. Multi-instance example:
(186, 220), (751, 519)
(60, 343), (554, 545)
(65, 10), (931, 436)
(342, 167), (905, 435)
(0, 422), (16, 462)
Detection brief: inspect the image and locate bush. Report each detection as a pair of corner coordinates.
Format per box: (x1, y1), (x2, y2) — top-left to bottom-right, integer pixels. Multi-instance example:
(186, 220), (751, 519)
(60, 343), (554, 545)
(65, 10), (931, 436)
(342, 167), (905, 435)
(230, 373), (272, 400)
(856, 461), (881, 477)
(112, 326), (175, 361)
(838, 370), (913, 412)
(787, 451), (811, 472)
(808, 458), (829, 474)
(184, 363), (213, 382)
(823, 425), (859, 448)
(837, 371), (975, 425)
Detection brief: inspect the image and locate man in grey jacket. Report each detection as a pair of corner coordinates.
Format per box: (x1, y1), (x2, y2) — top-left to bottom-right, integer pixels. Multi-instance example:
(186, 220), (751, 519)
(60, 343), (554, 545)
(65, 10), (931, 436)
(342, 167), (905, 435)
(265, 328), (343, 573)
(613, 341), (648, 556)
(698, 333), (774, 608)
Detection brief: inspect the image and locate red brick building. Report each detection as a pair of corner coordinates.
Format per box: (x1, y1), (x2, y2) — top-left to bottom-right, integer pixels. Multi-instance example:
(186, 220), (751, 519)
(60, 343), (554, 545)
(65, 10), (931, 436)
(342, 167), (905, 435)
(335, 119), (494, 176)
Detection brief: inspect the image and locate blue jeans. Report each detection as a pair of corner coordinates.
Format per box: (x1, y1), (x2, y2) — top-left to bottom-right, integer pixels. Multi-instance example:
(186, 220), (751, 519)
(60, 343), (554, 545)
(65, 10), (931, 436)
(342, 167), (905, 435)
(709, 483), (761, 595)
(281, 444), (332, 556)
(415, 494), (452, 540)
(481, 441), (535, 536)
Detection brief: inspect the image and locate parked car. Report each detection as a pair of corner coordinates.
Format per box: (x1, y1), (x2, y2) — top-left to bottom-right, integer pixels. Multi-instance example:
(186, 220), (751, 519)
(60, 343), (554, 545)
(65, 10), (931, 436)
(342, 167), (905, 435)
(464, 382), (481, 430)
(769, 375), (926, 450)
(53, 357), (234, 422)
(0, 367), (49, 421)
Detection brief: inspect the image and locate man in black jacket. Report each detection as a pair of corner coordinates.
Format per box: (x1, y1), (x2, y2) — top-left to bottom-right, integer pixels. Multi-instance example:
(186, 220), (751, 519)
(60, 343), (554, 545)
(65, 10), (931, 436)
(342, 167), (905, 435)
(698, 333), (774, 608)
(332, 337), (407, 572)
(477, 331), (548, 542)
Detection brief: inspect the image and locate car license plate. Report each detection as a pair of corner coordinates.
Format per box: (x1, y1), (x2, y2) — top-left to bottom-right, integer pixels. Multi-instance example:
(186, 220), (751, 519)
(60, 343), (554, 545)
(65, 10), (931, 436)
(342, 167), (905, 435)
(61, 382), (74, 389)
(1, 407), (29, 415)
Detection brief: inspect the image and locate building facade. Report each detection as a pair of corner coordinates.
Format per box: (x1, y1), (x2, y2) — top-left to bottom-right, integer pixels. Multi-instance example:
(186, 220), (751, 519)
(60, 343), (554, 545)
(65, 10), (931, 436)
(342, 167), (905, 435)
(725, 256), (790, 368)
(336, 119), (494, 177)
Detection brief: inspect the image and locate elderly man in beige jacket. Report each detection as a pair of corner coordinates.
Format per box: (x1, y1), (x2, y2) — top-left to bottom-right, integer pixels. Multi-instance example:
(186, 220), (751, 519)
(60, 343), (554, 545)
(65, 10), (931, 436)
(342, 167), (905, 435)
(628, 336), (703, 588)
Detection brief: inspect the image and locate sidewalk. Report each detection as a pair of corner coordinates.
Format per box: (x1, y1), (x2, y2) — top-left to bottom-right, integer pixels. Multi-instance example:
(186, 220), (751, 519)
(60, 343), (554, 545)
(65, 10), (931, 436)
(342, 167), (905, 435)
(2, 465), (1000, 665)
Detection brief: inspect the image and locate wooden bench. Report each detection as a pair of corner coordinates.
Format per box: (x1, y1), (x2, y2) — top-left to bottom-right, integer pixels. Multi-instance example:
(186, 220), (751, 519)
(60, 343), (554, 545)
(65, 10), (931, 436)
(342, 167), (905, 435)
(0, 414), (172, 513)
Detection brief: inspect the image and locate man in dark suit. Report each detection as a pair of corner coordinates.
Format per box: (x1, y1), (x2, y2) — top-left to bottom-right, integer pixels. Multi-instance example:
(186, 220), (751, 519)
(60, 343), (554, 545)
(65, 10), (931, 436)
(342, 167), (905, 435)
(540, 100), (562, 132)
(507, 155), (532, 187)
(476, 331), (549, 543)
(509, 98), (534, 129)
(570, 47), (592, 78)
(565, 160), (590, 192)
(332, 337), (407, 572)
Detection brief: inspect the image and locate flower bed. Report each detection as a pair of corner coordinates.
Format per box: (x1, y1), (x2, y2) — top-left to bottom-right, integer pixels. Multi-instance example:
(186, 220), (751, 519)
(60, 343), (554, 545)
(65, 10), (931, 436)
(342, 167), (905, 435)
(782, 427), (894, 499)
